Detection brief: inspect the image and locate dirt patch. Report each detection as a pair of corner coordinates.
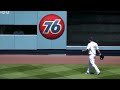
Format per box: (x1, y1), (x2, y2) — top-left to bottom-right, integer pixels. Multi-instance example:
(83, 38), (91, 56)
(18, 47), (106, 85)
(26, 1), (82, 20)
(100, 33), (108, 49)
(0, 55), (120, 64)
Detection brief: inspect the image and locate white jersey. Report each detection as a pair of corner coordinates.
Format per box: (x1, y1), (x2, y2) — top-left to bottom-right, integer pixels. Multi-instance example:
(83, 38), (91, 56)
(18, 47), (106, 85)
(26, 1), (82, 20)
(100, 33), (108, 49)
(87, 41), (99, 55)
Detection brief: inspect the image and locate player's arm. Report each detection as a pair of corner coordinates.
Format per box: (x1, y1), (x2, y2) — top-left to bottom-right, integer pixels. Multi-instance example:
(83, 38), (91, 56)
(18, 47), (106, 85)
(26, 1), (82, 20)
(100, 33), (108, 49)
(82, 44), (89, 52)
(97, 49), (101, 55)
(96, 44), (101, 55)
(82, 49), (88, 52)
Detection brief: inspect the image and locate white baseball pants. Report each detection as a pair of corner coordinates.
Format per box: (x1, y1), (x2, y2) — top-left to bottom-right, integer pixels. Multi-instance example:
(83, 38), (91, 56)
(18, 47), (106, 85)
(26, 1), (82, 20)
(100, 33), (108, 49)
(86, 54), (100, 74)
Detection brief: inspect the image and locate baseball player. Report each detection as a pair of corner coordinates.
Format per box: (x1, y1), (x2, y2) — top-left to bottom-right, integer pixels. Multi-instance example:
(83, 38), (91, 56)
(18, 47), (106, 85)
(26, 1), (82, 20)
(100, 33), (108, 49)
(82, 37), (101, 75)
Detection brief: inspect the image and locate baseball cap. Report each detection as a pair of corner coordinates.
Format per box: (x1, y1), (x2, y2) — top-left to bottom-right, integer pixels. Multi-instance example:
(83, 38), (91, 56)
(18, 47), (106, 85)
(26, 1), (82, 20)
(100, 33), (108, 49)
(88, 36), (94, 41)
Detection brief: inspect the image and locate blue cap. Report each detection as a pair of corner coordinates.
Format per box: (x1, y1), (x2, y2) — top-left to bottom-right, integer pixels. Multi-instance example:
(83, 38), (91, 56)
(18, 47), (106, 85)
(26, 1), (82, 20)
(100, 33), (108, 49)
(88, 37), (94, 41)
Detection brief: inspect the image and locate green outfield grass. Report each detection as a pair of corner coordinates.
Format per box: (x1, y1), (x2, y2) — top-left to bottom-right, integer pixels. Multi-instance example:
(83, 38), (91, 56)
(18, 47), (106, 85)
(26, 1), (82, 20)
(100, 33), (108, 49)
(0, 64), (120, 79)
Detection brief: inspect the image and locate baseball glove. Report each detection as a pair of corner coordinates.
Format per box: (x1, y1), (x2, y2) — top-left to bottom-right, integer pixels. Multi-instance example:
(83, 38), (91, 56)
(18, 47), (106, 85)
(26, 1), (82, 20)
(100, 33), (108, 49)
(100, 54), (104, 60)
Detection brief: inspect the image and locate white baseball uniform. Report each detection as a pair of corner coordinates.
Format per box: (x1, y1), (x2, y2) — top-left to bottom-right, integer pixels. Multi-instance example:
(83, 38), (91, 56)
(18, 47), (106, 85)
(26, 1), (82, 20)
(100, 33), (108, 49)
(86, 41), (100, 74)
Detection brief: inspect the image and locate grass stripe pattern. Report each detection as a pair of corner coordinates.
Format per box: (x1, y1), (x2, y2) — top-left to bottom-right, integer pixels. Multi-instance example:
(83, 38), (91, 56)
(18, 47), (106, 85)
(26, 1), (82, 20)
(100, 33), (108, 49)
(0, 64), (120, 79)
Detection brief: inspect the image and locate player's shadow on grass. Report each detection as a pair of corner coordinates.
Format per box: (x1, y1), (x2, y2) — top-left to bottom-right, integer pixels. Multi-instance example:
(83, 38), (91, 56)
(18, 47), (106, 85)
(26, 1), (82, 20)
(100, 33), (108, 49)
(72, 67), (95, 74)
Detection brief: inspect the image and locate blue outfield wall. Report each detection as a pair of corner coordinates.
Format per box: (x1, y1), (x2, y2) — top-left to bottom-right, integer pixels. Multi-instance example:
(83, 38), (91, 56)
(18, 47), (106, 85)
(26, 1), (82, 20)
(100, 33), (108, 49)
(0, 35), (14, 49)
(0, 11), (14, 24)
(0, 11), (67, 50)
(14, 11), (38, 25)
(0, 11), (120, 55)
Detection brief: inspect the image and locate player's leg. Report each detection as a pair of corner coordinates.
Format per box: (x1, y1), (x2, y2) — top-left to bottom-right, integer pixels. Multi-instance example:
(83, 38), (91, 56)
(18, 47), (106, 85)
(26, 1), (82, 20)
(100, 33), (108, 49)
(89, 55), (100, 74)
(86, 57), (92, 74)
